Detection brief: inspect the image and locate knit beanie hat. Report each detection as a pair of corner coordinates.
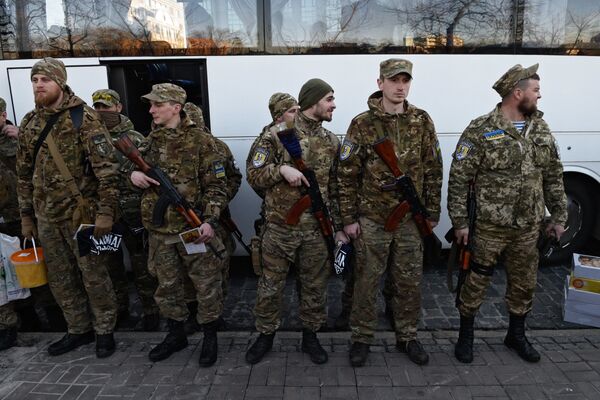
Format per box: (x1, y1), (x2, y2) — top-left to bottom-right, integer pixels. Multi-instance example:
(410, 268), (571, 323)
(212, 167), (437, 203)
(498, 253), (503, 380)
(298, 78), (333, 111)
(31, 57), (67, 90)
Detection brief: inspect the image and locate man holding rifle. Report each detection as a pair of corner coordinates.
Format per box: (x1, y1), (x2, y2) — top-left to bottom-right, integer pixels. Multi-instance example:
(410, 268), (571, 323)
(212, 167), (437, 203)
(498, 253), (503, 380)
(245, 79), (348, 365)
(448, 64), (567, 364)
(130, 83), (228, 367)
(338, 59), (443, 367)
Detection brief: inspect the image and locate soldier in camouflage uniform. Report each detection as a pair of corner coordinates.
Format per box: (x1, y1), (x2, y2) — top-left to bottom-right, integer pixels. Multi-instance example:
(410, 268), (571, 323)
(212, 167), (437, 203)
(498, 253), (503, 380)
(448, 64), (567, 364)
(245, 93), (299, 275)
(92, 89), (160, 331)
(130, 84), (228, 366)
(338, 59), (443, 367)
(245, 79), (347, 365)
(16, 58), (120, 358)
(181, 102), (242, 333)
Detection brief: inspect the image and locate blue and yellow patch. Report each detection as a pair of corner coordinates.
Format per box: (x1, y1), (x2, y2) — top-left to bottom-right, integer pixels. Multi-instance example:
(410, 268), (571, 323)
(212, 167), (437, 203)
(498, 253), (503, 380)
(483, 129), (505, 141)
(454, 140), (474, 161)
(252, 148), (269, 168)
(339, 139), (355, 161)
(432, 139), (442, 163)
(213, 160), (226, 178)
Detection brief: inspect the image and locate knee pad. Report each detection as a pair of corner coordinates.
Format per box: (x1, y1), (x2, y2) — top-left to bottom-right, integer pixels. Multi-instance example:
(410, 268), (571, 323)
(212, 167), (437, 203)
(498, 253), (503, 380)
(470, 262), (494, 277)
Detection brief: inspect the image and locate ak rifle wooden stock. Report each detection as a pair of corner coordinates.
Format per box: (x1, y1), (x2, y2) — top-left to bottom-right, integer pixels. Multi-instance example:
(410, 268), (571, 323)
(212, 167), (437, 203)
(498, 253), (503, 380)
(275, 123), (336, 260)
(114, 134), (221, 258)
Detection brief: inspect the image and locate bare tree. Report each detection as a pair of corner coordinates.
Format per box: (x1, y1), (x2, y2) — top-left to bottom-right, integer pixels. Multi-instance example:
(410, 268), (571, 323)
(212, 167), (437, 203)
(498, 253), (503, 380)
(566, 8), (600, 54)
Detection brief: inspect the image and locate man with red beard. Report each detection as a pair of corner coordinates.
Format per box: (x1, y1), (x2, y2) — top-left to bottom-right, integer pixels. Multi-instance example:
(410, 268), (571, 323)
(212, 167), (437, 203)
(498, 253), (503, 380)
(448, 64), (567, 364)
(16, 57), (120, 358)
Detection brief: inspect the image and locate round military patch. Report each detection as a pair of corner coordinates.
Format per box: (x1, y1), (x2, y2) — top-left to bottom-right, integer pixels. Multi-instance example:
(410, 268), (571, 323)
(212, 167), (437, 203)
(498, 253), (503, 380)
(339, 139), (355, 161)
(252, 148), (269, 168)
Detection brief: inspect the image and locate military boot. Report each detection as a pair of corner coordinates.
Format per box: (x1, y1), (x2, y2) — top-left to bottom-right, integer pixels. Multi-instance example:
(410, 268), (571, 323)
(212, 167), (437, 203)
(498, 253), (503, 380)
(148, 319), (188, 362)
(397, 340), (429, 365)
(245, 333), (275, 364)
(142, 312), (160, 331)
(301, 329), (328, 364)
(0, 327), (17, 351)
(455, 314), (475, 363)
(96, 333), (116, 358)
(184, 302), (201, 335)
(198, 320), (219, 367)
(48, 331), (95, 356)
(504, 313), (540, 362)
(349, 342), (369, 367)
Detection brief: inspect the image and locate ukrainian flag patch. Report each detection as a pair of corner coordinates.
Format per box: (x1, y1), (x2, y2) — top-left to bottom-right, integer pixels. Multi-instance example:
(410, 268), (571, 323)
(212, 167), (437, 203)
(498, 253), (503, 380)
(483, 129), (505, 141)
(213, 160), (226, 178)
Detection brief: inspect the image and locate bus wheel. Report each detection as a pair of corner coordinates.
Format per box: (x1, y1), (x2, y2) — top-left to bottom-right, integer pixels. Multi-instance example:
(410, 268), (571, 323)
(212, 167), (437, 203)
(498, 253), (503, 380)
(542, 178), (595, 265)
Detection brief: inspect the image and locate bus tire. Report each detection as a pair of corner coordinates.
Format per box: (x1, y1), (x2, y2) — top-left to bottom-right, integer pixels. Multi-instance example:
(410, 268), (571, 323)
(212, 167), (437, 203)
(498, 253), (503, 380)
(542, 177), (596, 265)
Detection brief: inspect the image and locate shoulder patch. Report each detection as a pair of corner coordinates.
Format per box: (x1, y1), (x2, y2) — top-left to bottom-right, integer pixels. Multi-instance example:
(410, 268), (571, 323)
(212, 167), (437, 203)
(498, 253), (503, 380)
(92, 134), (112, 157)
(432, 139), (442, 163)
(213, 160), (226, 179)
(339, 139), (355, 161)
(454, 140), (474, 161)
(483, 129), (506, 141)
(252, 147), (269, 168)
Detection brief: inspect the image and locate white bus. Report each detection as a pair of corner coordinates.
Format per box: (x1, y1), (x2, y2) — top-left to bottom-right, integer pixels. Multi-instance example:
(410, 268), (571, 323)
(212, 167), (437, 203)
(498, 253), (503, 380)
(1, 0), (598, 262)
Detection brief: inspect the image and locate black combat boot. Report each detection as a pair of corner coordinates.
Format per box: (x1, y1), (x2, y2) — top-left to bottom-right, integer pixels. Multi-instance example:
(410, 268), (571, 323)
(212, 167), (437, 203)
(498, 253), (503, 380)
(334, 307), (351, 330)
(148, 319), (188, 362)
(397, 340), (429, 365)
(301, 329), (328, 364)
(504, 313), (540, 362)
(245, 333), (275, 364)
(198, 320), (219, 367)
(0, 327), (17, 351)
(48, 331), (95, 356)
(184, 302), (201, 335)
(455, 315), (475, 363)
(349, 342), (369, 367)
(96, 333), (116, 358)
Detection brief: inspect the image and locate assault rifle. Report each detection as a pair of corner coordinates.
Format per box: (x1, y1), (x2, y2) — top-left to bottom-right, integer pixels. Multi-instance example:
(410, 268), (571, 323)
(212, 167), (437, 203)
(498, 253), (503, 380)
(114, 134), (221, 258)
(445, 181), (476, 307)
(275, 121), (337, 264)
(220, 206), (252, 255)
(373, 137), (441, 259)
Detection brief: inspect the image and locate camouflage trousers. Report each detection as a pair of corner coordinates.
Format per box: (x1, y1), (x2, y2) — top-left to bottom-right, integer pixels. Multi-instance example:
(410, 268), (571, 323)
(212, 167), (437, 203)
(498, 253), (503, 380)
(254, 221), (330, 334)
(340, 266), (394, 315)
(147, 231), (223, 324)
(458, 224), (539, 318)
(351, 217), (423, 344)
(107, 222), (158, 315)
(37, 218), (117, 334)
(182, 225), (233, 306)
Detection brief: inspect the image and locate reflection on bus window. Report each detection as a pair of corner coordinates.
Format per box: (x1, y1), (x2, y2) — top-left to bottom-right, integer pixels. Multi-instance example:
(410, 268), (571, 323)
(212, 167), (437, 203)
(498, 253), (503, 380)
(0, 0), (598, 58)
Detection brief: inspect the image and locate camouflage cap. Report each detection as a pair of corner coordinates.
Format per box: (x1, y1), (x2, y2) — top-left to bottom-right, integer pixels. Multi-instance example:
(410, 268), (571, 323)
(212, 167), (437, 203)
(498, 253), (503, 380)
(380, 58), (413, 79)
(0, 97), (5, 113)
(92, 89), (121, 107)
(493, 63), (539, 98)
(30, 57), (67, 89)
(141, 83), (186, 104)
(268, 92), (298, 121)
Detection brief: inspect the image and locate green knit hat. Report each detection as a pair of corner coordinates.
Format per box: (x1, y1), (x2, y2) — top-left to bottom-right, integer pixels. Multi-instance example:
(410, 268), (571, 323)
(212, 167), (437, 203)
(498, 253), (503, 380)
(298, 78), (333, 111)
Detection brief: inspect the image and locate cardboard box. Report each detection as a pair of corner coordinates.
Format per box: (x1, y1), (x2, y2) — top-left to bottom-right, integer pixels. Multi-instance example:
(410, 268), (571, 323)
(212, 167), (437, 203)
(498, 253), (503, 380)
(570, 274), (600, 295)
(564, 276), (600, 305)
(563, 305), (600, 328)
(572, 253), (600, 281)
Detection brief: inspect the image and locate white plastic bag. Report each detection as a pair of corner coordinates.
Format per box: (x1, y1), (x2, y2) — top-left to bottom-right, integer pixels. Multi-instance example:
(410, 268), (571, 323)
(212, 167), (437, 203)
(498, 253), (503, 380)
(0, 233), (30, 301)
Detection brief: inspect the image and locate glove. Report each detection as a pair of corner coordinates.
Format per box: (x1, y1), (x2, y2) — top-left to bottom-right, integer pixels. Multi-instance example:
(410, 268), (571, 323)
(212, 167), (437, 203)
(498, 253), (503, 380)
(93, 214), (113, 239)
(21, 215), (38, 240)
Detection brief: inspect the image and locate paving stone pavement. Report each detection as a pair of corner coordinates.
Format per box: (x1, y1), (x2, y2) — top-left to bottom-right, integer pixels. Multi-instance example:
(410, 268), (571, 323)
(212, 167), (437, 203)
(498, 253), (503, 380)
(1, 330), (600, 399)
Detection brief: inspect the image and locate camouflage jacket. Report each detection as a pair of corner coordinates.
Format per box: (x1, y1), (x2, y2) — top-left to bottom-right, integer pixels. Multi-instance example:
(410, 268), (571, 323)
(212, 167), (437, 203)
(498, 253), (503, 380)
(447, 104), (567, 230)
(16, 89), (119, 222)
(108, 114), (147, 225)
(246, 122), (275, 200)
(140, 115), (229, 235)
(0, 157), (19, 224)
(246, 111), (342, 230)
(183, 103), (241, 203)
(0, 120), (17, 171)
(337, 92), (443, 226)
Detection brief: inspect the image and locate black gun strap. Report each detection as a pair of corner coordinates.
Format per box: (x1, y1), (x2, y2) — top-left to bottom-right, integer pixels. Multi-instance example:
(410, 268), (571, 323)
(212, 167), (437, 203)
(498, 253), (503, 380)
(31, 105), (84, 171)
